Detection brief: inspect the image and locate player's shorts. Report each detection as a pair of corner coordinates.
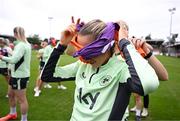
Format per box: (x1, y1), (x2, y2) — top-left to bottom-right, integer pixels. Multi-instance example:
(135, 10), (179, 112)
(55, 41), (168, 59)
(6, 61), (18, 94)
(39, 61), (45, 71)
(9, 77), (29, 90)
(0, 68), (8, 76)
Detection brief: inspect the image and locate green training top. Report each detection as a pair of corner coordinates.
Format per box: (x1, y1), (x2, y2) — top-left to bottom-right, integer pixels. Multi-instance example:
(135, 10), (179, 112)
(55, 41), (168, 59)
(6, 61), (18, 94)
(38, 48), (45, 62)
(2, 40), (31, 78)
(43, 45), (53, 63)
(41, 40), (159, 121)
(0, 46), (12, 68)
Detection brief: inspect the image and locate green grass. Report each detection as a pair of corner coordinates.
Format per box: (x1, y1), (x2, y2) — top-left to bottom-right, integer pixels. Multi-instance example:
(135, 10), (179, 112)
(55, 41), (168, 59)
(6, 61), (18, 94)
(0, 51), (180, 121)
(129, 56), (180, 121)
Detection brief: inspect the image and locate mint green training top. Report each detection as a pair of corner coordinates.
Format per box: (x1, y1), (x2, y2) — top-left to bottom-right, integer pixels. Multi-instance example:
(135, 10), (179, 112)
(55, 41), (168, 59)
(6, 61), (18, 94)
(43, 45), (54, 63)
(2, 40), (31, 78)
(38, 48), (44, 62)
(0, 46), (12, 68)
(41, 40), (159, 121)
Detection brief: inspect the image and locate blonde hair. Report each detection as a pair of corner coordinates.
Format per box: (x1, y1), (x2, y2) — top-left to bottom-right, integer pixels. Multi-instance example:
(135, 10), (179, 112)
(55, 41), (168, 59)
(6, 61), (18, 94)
(13, 27), (27, 42)
(79, 19), (106, 40)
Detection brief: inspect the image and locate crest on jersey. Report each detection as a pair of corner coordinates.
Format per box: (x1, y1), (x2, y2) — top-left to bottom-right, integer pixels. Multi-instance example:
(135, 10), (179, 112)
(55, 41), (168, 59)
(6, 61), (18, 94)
(99, 75), (112, 86)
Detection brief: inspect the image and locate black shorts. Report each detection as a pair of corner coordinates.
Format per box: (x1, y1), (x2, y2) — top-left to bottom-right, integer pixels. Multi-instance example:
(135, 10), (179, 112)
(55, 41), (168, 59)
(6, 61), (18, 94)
(39, 61), (45, 70)
(9, 77), (29, 90)
(0, 68), (8, 76)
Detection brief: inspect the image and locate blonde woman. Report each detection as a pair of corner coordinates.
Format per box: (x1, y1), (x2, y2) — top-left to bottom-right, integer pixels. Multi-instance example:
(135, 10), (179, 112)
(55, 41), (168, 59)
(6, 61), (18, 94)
(40, 18), (159, 121)
(0, 27), (31, 121)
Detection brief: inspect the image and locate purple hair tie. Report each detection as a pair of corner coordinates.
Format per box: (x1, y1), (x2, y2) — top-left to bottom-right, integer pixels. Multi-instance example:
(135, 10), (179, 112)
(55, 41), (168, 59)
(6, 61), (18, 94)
(73, 22), (119, 60)
(76, 22), (85, 32)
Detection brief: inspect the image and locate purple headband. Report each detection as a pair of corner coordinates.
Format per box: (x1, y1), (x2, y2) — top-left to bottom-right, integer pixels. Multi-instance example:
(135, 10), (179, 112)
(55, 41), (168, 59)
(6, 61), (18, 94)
(73, 22), (119, 60)
(76, 22), (85, 32)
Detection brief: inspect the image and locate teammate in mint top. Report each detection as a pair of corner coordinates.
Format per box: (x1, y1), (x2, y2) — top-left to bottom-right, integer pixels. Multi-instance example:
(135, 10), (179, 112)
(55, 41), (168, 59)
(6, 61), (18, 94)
(0, 38), (12, 84)
(0, 38), (13, 98)
(34, 39), (50, 97)
(1, 40), (31, 78)
(0, 27), (31, 121)
(41, 18), (159, 121)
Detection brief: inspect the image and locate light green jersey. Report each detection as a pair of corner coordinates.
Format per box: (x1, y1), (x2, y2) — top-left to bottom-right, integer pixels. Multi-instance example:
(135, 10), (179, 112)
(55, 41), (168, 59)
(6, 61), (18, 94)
(43, 45), (54, 63)
(43, 43), (159, 121)
(2, 40), (31, 78)
(38, 48), (45, 62)
(0, 46), (12, 68)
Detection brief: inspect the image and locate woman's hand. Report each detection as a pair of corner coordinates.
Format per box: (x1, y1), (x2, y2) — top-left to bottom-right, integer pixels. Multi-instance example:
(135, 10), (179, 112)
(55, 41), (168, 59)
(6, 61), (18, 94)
(129, 37), (153, 54)
(60, 16), (80, 46)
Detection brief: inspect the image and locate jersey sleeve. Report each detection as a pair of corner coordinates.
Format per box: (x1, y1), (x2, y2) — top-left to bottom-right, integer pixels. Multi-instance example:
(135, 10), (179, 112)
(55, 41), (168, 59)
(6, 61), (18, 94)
(7, 47), (13, 56)
(43, 46), (52, 61)
(41, 44), (76, 82)
(2, 43), (25, 64)
(118, 39), (159, 95)
(53, 61), (79, 79)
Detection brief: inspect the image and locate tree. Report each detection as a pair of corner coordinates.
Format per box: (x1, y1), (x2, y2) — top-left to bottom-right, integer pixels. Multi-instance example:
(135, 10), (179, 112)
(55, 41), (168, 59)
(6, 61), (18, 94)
(27, 34), (41, 45)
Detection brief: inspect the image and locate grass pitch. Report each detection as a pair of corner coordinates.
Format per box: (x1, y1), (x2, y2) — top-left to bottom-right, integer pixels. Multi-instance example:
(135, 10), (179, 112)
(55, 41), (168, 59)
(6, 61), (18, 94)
(0, 51), (179, 121)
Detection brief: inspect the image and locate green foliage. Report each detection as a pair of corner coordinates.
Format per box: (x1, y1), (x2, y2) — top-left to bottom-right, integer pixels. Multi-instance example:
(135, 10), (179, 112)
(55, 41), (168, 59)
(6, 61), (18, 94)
(27, 34), (41, 45)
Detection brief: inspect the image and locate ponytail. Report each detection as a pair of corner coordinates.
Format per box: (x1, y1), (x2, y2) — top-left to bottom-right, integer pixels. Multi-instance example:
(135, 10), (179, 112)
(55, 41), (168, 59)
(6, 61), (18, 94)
(13, 27), (27, 42)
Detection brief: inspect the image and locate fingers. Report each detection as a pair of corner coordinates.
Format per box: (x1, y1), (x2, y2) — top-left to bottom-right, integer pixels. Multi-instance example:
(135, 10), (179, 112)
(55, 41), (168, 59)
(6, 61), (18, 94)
(77, 18), (81, 25)
(129, 37), (154, 54)
(146, 43), (153, 50)
(68, 25), (76, 33)
(71, 16), (75, 23)
(130, 38), (146, 49)
(139, 39), (146, 47)
(71, 16), (81, 25)
(136, 39), (141, 49)
(64, 25), (76, 38)
(61, 16), (80, 45)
